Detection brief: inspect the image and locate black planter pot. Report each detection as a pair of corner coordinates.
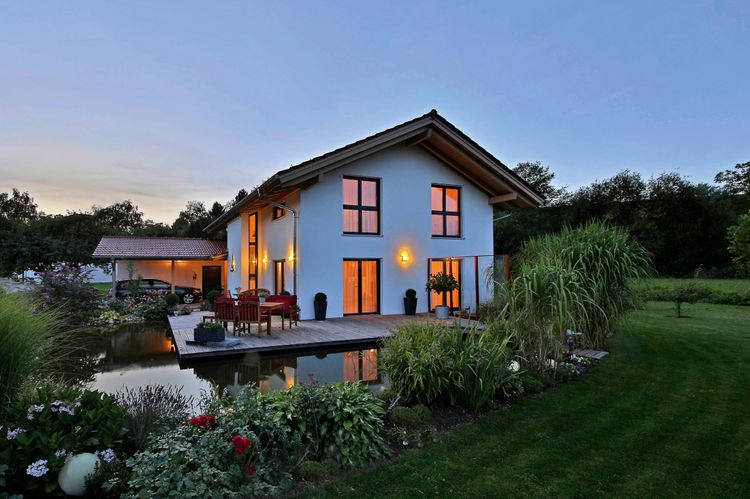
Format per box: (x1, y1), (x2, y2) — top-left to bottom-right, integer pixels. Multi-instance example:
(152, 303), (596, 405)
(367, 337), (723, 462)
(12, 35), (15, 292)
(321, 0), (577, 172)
(193, 326), (225, 343)
(314, 300), (327, 320)
(404, 297), (418, 315)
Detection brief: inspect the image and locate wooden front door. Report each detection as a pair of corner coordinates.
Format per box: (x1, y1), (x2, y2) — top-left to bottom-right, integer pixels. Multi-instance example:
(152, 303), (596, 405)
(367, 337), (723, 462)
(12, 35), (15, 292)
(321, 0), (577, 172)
(202, 265), (223, 295)
(343, 259), (379, 315)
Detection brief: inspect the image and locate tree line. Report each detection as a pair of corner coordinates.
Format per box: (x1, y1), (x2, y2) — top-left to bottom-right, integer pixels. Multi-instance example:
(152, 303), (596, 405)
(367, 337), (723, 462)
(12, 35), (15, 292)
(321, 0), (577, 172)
(500, 161), (750, 277)
(0, 188), (250, 275)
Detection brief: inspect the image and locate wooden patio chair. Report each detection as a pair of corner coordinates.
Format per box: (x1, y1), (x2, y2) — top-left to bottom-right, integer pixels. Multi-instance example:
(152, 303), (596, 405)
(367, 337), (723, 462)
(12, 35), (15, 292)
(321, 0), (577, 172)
(205, 297), (237, 333)
(237, 299), (271, 338)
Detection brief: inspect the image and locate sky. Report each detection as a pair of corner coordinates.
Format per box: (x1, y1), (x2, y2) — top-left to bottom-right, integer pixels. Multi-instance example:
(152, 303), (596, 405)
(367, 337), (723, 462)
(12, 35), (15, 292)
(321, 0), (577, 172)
(1, 1), (748, 223)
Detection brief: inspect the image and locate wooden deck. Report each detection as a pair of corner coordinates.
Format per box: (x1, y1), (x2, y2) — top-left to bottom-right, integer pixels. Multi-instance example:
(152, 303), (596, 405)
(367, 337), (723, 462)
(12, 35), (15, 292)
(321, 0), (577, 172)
(168, 312), (480, 359)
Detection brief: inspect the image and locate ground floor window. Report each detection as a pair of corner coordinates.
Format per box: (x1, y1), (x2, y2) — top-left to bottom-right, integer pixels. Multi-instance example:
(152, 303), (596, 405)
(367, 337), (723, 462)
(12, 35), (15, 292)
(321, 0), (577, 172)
(343, 259), (380, 315)
(429, 258), (462, 310)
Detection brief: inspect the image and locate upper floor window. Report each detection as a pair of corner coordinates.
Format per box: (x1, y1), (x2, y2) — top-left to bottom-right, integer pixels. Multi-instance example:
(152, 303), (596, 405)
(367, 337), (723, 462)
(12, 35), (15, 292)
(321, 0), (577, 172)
(431, 185), (461, 237)
(272, 204), (285, 220)
(343, 177), (380, 234)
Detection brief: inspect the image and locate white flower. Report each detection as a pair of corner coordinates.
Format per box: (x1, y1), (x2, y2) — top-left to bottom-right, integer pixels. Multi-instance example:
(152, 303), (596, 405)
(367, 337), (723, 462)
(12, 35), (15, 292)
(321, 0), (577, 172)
(55, 448), (67, 458)
(95, 448), (116, 463)
(6, 427), (26, 440)
(26, 459), (49, 477)
(507, 360), (521, 373)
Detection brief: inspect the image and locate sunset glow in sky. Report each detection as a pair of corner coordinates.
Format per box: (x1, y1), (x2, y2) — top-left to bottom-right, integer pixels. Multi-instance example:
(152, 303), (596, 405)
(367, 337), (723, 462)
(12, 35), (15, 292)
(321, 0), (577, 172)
(1, 1), (748, 222)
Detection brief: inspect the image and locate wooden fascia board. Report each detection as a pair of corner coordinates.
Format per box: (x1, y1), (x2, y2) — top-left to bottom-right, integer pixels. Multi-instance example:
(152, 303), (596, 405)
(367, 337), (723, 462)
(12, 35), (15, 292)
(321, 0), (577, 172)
(488, 192), (518, 205)
(418, 142), (496, 196)
(430, 121), (545, 206)
(277, 120), (432, 185)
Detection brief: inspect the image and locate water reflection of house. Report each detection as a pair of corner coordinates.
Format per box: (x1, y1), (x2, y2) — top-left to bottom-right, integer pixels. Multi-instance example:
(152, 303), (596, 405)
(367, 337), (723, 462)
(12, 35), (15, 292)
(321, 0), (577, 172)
(188, 348), (380, 395)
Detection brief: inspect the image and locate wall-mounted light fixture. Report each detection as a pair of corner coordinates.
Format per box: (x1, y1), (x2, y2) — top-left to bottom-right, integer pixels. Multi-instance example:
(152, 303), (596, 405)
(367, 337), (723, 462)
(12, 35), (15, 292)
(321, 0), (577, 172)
(289, 252), (295, 262)
(262, 256), (268, 264)
(230, 254), (236, 272)
(400, 251), (410, 263)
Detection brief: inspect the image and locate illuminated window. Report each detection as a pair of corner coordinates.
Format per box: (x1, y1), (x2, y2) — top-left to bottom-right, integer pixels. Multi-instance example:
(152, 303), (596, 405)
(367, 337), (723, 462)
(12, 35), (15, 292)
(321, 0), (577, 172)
(343, 177), (380, 234)
(431, 185), (461, 237)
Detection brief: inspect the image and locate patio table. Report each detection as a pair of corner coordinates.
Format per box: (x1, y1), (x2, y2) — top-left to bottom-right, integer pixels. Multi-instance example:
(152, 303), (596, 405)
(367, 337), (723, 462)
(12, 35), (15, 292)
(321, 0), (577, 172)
(259, 301), (284, 332)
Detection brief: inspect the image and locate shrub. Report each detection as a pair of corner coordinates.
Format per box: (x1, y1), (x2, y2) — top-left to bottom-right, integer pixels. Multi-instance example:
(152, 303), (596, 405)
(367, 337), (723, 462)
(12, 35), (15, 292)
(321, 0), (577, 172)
(164, 293), (180, 307)
(33, 263), (101, 325)
(405, 288), (417, 299)
(297, 459), (337, 482)
(132, 292), (168, 321)
(0, 293), (62, 409)
(314, 292), (327, 302)
(115, 384), (194, 451)
(391, 404), (431, 429)
(380, 321), (518, 412)
(557, 362), (579, 382)
(520, 373), (545, 394)
(0, 383), (127, 496)
(265, 382), (390, 468)
(196, 320), (223, 329)
(206, 289), (222, 304)
(728, 210), (750, 275)
(668, 283), (711, 317)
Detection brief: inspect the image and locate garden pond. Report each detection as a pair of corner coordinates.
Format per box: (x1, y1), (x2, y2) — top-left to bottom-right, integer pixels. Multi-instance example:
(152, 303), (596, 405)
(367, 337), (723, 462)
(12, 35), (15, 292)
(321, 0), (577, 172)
(64, 322), (386, 402)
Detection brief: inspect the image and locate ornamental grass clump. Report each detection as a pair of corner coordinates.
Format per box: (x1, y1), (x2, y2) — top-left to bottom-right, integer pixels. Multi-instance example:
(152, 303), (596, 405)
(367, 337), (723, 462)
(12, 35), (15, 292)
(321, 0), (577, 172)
(0, 292), (63, 410)
(380, 321), (520, 412)
(503, 222), (653, 367)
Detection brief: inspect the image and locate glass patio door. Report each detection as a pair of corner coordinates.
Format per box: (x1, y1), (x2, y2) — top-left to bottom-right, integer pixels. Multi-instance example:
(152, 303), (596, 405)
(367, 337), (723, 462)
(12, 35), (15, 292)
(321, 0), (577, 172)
(343, 259), (379, 315)
(430, 258), (461, 310)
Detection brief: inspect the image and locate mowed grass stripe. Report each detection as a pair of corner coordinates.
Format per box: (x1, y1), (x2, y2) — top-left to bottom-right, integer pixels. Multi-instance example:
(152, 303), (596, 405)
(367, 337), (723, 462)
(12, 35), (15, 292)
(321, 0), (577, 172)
(303, 302), (750, 498)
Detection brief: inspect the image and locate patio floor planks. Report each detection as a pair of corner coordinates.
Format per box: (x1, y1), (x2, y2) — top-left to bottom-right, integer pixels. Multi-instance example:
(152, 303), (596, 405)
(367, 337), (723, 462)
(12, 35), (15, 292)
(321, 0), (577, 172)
(168, 312), (479, 359)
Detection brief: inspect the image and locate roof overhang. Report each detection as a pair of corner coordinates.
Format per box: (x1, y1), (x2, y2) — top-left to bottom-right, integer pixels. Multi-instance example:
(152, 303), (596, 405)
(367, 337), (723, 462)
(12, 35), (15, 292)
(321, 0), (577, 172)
(205, 110), (544, 232)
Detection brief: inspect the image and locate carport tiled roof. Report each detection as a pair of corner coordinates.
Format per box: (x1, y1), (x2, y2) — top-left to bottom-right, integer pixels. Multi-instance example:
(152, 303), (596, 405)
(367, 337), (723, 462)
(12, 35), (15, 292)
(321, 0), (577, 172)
(92, 236), (227, 260)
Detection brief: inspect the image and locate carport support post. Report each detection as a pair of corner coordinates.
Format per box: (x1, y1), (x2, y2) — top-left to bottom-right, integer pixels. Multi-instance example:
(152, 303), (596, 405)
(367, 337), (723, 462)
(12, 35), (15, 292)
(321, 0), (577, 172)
(170, 260), (176, 294)
(111, 259), (117, 296)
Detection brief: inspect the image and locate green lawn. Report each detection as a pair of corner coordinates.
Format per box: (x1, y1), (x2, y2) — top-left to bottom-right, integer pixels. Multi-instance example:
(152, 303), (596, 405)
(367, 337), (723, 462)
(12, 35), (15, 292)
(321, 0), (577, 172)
(305, 302), (750, 498)
(91, 282), (112, 295)
(639, 277), (750, 294)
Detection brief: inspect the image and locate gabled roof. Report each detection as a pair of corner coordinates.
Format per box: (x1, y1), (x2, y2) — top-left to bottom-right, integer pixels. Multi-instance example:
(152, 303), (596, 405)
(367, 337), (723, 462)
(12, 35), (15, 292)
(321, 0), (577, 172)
(206, 109), (544, 232)
(92, 236), (227, 260)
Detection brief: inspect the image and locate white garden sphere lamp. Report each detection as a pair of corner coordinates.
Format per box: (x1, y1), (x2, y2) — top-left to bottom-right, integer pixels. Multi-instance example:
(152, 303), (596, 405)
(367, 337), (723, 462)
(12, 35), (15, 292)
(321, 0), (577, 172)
(58, 453), (100, 496)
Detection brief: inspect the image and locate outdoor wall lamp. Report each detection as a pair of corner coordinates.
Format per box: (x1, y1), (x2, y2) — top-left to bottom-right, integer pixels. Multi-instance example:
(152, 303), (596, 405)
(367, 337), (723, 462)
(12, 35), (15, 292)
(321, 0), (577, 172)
(262, 256), (268, 264)
(400, 251), (410, 263)
(230, 254), (236, 272)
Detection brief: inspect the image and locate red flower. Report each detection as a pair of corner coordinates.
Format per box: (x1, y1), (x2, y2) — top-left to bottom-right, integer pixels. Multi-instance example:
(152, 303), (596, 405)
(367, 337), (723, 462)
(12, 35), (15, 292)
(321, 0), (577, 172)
(231, 435), (251, 455)
(246, 465), (256, 476)
(189, 414), (216, 429)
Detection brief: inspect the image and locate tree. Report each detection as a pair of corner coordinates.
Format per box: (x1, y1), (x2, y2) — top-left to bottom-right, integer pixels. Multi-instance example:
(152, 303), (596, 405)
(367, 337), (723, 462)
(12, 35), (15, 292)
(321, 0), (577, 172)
(234, 188), (249, 205)
(172, 201), (211, 237)
(513, 161), (565, 203)
(209, 201), (225, 219)
(0, 189), (38, 222)
(715, 161), (750, 196)
(93, 200), (144, 233)
(728, 210), (750, 275)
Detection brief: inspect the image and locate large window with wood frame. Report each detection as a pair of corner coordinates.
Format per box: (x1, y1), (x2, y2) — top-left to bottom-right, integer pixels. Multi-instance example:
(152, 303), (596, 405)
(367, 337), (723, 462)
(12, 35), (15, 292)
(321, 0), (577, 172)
(431, 185), (461, 237)
(343, 177), (380, 234)
(248, 213), (258, 290)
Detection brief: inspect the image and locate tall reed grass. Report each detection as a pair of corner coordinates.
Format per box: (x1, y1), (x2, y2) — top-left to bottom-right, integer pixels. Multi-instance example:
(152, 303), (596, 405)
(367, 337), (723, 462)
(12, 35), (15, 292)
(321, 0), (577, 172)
(0, 292), (63, 410)
(499, 222), (653, 368)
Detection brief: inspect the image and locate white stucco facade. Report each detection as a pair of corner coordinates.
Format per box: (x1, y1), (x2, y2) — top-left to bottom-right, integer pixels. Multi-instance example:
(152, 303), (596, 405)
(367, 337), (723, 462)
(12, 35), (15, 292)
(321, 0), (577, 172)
(225, 145), (497, 320)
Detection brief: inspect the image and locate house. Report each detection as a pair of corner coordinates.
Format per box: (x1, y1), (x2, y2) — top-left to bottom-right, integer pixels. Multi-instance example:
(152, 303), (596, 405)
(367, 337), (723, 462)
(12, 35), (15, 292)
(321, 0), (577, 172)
(204, 110), (542, 320)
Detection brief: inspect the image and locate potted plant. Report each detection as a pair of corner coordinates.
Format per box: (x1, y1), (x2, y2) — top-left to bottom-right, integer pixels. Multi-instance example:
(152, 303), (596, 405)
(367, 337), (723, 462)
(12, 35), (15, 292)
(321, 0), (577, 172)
(165, 293), (180, 316)
(314, 292), (327, 320)
(193, 320), (225, 343)
(404, 288), (418, 315)
(426, 272), (459, 320)
(205, 290), (221, 312)
(258, 290), (269, 303)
